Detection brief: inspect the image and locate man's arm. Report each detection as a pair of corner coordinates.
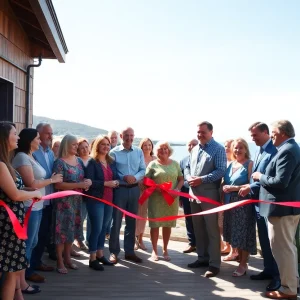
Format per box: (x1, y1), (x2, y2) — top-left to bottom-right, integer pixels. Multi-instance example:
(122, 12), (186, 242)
(201, 148), (227, 183)
(134, 150), (146, 182)
(260, 151), (295, 189)
(110, 150), (125, 181)
(183, 155), (192, 181)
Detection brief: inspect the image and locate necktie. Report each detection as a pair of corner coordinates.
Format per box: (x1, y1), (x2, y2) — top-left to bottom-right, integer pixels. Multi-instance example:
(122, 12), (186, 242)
(257, 147), (263, 162)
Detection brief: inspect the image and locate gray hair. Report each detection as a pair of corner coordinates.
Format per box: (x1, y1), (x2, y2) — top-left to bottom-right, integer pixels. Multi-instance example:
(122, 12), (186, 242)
(154, 140), (174, 157)
(58, 134), (78, 158)
(271, 120), (295, 138)
(107, 130), (118, 137)
(36, 122), (51, 132)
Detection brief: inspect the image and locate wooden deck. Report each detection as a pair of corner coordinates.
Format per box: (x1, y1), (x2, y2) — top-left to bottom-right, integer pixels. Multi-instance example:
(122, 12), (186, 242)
(24, 236), (292, 300)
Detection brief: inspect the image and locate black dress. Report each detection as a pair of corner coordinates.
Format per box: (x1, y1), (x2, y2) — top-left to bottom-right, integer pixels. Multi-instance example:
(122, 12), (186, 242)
(0, 172), (28, 272)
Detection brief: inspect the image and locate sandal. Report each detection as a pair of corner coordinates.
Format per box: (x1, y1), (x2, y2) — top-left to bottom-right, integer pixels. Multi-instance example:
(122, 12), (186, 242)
(232, 266), (247, 277)
(222, 253), (239, 261)
(56, 267), (68, 274)
(163, 255), (171, 262)
(139, 242), (147, 251)
(65, 263), (79, 270)
(79, 242), (88, 250)
(150, 255), (159, 261)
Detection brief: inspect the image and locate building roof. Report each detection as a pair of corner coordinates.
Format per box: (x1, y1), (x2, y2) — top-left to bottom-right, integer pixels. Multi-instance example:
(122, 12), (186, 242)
(9, 0), (68, 62)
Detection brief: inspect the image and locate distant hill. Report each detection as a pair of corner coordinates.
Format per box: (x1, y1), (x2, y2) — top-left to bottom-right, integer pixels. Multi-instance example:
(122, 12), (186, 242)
(33, 115), (185, 146)
(33, 115), (107, 141)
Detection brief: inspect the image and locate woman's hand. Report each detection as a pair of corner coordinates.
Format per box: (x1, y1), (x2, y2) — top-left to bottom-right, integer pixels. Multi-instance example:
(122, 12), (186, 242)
(33, 190), (43, 200)
(223, 185), (237, 193)
(51, 173), (63, 184)
(105, 180), (119, 188)
(83, 179), (92, 191)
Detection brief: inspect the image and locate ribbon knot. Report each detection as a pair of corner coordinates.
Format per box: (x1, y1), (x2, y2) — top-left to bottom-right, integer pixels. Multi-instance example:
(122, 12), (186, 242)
(138, 177), (175, 206)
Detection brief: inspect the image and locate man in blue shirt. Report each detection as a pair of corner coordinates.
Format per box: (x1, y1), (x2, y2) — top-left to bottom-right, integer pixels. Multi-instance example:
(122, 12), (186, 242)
(109, 127), (146, 263)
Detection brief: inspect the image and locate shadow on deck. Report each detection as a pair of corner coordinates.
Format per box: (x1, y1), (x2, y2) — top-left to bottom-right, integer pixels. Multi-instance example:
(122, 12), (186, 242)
(24, 236), (283, 300)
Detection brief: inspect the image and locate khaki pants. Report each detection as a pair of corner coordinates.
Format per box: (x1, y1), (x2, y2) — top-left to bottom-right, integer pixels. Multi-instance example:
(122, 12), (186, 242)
(268, 215), (300, 295)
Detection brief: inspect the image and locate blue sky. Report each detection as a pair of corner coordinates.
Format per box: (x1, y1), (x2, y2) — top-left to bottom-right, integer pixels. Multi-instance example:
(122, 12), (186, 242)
(34, 0), (300, 142)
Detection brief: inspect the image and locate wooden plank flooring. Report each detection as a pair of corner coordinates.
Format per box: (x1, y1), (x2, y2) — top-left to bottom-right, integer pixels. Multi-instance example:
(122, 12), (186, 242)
(25, 237), (296, 300)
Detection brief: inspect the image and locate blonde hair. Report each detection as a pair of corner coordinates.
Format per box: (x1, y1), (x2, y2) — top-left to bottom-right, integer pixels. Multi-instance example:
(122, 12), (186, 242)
(58, 134), (78, 158)
(154, 140), (174, 157)
(232, 138), (250, 160)
(52, 137), (61, 148)
(90, 135), (114, 164)
(224, 139), (234, 162)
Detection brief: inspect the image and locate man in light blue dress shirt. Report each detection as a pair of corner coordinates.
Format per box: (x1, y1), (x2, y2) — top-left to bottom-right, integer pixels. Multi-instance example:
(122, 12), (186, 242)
(109, 127), (146, 263)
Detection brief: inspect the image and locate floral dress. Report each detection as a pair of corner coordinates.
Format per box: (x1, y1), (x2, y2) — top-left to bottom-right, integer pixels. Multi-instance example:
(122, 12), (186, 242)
(52, 158), (84, 244)
(146, 160), (182, 228)
(0, 172), (28, 272)
(223, 160), (257, 254)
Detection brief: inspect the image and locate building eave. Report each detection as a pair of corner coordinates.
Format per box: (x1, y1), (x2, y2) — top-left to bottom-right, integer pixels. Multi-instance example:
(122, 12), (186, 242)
(28, 0), (68, 62)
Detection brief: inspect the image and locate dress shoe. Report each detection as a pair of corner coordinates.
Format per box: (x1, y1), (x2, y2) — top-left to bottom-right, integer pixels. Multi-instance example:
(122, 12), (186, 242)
(187, 260), (209, 268)
(25, 273), (45, 283)
(204, 266), (220, 278)
(125, 253), (143, 263)
(89, 260), (104, 271)
(35, 264), (54, 272)
(21, 284), (41, 294)
(183, 245), (196, 254)
(250, 271), (273, 280)
(48, 253), (57, 261)
(265, 291), (297, 299)
(97, 256), (114, 266)
(266, 279), (281, 292)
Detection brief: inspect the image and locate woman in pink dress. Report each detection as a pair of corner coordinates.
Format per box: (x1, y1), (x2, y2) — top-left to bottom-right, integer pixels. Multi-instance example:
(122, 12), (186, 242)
(134, 138), (155, 251)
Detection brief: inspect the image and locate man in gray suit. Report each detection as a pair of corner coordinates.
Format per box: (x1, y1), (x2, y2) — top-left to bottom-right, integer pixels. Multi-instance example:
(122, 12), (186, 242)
(252, 120), (300, 299)
(185, 121), (227, 277)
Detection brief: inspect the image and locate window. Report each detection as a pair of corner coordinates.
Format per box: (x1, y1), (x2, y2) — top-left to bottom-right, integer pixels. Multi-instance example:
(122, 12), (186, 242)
(0, 78), (14, 121)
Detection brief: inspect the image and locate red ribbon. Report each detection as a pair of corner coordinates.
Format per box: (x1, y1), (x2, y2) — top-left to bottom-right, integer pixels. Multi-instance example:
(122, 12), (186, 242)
(139, 178), (175, 206)
(140, 177), (221, 207)
(2, 188), (300, 240)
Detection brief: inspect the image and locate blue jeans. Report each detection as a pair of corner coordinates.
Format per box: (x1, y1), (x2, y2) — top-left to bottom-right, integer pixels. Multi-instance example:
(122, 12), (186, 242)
(25, 209), (42, 277)
(81, 200), (91, 242)
(86, 199), (113, 253)
(31, 205), (56, 268)
(109, 186), (140, 255)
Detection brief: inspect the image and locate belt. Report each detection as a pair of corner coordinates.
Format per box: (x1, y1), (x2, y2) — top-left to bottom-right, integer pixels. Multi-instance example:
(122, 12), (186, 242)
(118, 183), (139, 188)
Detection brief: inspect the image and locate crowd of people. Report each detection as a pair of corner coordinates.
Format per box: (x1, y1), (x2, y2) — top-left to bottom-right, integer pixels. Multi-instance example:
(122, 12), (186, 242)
(0, 119), (299, 300)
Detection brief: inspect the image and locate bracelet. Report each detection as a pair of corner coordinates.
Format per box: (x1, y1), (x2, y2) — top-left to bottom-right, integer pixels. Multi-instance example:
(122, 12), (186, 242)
(50, 178), (53, 183)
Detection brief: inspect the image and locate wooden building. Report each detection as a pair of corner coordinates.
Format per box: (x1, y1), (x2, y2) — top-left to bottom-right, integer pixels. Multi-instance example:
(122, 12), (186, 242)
(0, 0), (68, 132)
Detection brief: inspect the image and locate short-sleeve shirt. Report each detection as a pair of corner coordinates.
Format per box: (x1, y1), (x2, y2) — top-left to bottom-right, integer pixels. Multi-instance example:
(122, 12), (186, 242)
(12, 152), (46, 210)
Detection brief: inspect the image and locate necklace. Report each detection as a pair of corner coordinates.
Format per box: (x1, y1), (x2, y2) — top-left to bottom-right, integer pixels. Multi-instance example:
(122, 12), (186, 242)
(99, 160), (107, 164)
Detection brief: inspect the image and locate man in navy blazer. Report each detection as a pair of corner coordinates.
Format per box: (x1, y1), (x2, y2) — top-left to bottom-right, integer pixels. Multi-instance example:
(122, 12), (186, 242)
(30, 123), (56, 281)
(239, 122), (279, 292)
(252, 120), (300, 299)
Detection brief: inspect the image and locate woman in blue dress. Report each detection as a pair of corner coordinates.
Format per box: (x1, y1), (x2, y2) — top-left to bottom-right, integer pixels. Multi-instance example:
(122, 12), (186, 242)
(222, 138), (256, 277)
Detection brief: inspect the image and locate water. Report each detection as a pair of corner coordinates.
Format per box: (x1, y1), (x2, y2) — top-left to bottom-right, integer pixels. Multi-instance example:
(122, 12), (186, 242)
(171, 143), (259, 163)
(171, 146), (189, 163)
